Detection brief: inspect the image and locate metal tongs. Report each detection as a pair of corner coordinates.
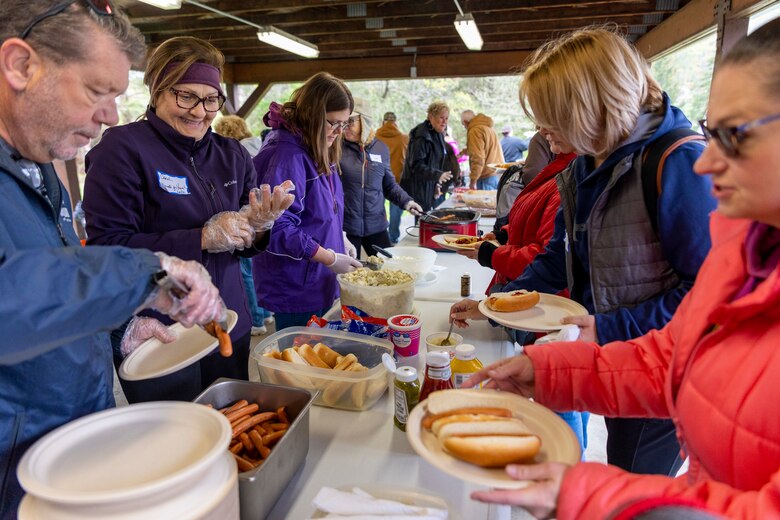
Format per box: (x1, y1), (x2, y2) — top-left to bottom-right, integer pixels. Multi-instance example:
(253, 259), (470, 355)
(157, 274), (228, 337)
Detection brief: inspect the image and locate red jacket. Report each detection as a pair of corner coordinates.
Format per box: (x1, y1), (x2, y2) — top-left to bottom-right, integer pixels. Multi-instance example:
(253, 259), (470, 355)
(489, 153), (576, 287)
(525, 213), (780, 519)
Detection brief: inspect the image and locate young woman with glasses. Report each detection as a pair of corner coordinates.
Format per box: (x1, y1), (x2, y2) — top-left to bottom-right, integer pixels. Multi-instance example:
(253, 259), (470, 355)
(456, 19), (780, 519)
(83, 36), (293, 402)
(251, 72), (362, 331)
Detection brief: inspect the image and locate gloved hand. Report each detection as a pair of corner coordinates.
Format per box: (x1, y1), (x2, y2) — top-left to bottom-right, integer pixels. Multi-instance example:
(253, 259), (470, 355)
(404, 200), (423, 216)
(120, 316), (177, 358)
(241, 180), (295, 232)
(342, 232), (357, 258)
(142, 252), (226, 328)
(325, 248), (362, 274)
(438, 170), (453, 184)
(202, 211), (254, 253)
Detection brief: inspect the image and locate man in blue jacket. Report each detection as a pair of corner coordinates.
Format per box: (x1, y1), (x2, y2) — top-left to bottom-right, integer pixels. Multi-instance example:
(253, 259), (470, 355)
(0, 1), (227, 513)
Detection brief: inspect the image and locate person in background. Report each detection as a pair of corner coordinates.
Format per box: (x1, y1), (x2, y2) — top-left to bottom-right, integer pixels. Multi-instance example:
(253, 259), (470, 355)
(461, 109), (504, 190)
(0, 1), (225, 512)
(400, 101), (453, 212)
(437, 131), (462, 206)
(253, 72), (362, 331)
(84, 37), (293, 402)
(213, 114), (275, 335)
(451, 26), (716, 479)
(463, 19), (780, 520)
(375, 111), (409, 245)
(340, 100), (422, 257)
(521, 129), (555, 186)
(499, 125), (528, 162)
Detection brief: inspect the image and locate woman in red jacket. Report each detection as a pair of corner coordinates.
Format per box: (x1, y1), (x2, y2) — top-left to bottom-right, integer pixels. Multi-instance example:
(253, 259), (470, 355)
(462, 18), (780, 520)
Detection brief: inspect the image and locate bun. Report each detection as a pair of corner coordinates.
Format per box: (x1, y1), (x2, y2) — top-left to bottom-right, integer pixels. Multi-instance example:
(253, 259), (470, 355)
(313, 342), (340, 368)
(485, 290), (540, 312)
(298, 344), (330, 369)
(423, 407), (513, 430)
(442, 435), (541, 467)
(436, 418), (533, 439)
(426, 390), (520, 415)
(281, 348), (309, 365)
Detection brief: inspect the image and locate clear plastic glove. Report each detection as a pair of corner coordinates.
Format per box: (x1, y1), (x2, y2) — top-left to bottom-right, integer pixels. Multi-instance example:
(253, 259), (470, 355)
(241, 180), (295, 232)
(143, 252), (225, 328)
(438, 170), (453, 184)
(325, 248), (362, 274)
(405, 200), (423, 216)
(342, 232), (357, 259)
(120, 316), (177, 358)
(202, 211), (254, 253)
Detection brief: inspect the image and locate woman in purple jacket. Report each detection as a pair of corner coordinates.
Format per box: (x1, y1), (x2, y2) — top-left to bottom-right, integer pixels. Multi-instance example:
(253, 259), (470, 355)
(83, 37), (292, 402)
(252, 72), (362, 331)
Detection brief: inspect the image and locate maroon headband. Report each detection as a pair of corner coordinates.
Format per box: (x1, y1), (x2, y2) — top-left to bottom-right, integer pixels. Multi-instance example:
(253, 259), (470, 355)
(159, 61), (224, 96)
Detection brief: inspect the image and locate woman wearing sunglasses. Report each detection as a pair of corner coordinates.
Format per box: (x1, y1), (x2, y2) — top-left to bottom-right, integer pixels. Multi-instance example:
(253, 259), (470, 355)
(461, 19), (780, 519)
(83, 36), (293, 402)
(251, 72), (362, 331)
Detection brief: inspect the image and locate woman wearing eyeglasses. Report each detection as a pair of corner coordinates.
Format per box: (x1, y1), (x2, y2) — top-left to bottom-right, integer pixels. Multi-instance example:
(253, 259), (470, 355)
(456, 19), (780, 519)
(83, 36), (292, 402)
(251, 72), (362, 331)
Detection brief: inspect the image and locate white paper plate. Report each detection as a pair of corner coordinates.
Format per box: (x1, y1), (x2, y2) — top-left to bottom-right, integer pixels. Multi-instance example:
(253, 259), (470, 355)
(310, 485), (459, 519)
(431, 233), (485, 251)
(415, 271), (439, 286)
(488, 161), (524, 174)
(119, 310), (238, 381)
(17, 402), (231, 504)
(406, 389), (580, 489)
(479, 293), (587, 332)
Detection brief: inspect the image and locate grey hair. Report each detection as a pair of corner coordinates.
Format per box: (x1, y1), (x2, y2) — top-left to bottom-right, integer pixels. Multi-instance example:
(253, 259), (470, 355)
(0, 0), (147, 66)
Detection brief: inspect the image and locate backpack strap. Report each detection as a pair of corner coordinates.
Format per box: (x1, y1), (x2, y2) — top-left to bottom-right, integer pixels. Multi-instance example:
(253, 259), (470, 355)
(641, 128), (705, 233)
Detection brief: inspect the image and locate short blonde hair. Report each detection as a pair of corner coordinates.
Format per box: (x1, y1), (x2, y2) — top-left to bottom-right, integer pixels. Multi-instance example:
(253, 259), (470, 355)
(519, 26), (663, 157)
(214, 115), (252, 140)
(427, 101), (450, 118)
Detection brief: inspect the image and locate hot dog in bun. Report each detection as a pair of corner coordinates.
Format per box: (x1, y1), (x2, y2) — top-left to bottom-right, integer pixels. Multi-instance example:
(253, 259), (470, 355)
(485, 290), (540, 313)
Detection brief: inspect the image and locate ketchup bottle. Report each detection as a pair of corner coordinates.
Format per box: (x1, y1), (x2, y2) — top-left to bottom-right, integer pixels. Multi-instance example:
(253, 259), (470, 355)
(420, 351), (454, 401)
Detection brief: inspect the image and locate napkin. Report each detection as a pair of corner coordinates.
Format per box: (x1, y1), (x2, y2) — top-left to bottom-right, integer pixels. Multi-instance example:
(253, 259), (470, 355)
(309, 487), (448, 519)
(534, 324), (580, 345)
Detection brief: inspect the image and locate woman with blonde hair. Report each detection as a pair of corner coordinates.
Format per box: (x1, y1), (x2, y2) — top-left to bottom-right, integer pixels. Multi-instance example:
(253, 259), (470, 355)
(84, 36), (292, 402)
(252, 72), (362, 330)
(450, 26), (715, 476)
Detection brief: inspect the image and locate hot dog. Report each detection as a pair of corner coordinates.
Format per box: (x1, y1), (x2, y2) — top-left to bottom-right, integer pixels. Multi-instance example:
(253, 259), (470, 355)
(485, 290), (540, 312)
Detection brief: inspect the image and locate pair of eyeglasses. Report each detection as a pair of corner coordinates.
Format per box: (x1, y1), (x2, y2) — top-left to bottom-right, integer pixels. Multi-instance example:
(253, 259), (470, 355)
(170, 88), (226, 113)
(326, 119), (350, 132)
(20, 0), (113, 40)
(698, 113), (780, 157)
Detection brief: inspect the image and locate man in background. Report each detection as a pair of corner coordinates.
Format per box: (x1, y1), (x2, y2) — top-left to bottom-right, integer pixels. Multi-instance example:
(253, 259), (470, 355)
(461, 109), (504, 190)
(375, 111), (409, 244)
(499, 125), (528, 162)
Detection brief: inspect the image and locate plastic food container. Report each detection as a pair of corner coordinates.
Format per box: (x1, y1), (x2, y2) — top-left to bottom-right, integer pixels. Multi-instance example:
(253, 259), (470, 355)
(251, 327), (393, 411)
(425, 331), (464, 358)
(383, 246), (437, 275)
(337, 269), (415, 319)
(17, 402), (238, 520)
(193, 378), (316, 520)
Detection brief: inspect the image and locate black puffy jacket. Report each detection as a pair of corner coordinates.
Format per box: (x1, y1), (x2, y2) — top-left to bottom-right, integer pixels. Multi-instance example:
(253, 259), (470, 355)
(400, 120), (447, 212)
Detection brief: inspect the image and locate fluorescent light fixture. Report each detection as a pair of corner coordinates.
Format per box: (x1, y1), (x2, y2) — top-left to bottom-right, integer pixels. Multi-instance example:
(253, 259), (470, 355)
(137, 0), (182, 9)
(257, 26), (319, 58)
(454, 13), (483, 51)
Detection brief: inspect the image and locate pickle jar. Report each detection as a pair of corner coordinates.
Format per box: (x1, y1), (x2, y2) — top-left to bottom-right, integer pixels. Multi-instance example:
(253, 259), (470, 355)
(393, 366), (420, 432)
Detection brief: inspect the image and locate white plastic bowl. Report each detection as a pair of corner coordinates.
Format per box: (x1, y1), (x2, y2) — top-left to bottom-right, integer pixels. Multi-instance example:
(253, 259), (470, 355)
(383, 247), (437, 275)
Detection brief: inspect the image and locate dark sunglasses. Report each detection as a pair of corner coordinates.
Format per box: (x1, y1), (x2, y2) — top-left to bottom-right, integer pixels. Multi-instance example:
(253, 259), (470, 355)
(698, 113), (780, 157)
(20, 0), (113, 40)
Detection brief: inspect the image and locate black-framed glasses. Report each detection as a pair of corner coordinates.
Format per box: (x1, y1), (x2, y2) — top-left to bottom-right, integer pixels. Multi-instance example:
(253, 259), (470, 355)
(170, 88), (226, 113)
(20, 0), (113, 40)
(326, 118), (350, 132)
(698, 113), (780, 157)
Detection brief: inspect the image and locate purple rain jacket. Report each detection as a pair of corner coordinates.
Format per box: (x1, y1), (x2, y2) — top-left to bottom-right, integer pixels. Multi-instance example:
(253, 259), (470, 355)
(83, 108), (263, 339)
(251, 103), (346, 313)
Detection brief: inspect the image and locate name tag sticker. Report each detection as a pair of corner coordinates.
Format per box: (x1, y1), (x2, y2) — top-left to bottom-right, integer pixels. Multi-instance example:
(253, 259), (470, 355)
(157, 171), (190, 195)
(369, 153), (382, 163)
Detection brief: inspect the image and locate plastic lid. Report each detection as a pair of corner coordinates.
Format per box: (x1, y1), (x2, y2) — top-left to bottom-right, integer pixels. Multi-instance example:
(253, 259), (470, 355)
(396, 366), (418, 382)
(426, 351), (450, 368)
(454, 344), (476, 361)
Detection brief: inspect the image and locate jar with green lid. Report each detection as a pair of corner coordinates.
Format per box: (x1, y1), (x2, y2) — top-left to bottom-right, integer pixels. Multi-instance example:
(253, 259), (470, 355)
(393, 366), (420, 431)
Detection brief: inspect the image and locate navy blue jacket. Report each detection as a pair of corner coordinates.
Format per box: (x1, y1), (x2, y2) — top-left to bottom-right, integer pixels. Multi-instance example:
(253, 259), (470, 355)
(0, 147), (159, 514)
(84, 109), (261, 339)
(500, 135), (528, 163)
(340, 137), (413, 236)
(505, 97), (715, 342)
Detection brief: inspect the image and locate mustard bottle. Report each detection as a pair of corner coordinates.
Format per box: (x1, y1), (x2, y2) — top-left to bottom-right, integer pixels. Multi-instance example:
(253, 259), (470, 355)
(450, 344), (483, 388)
